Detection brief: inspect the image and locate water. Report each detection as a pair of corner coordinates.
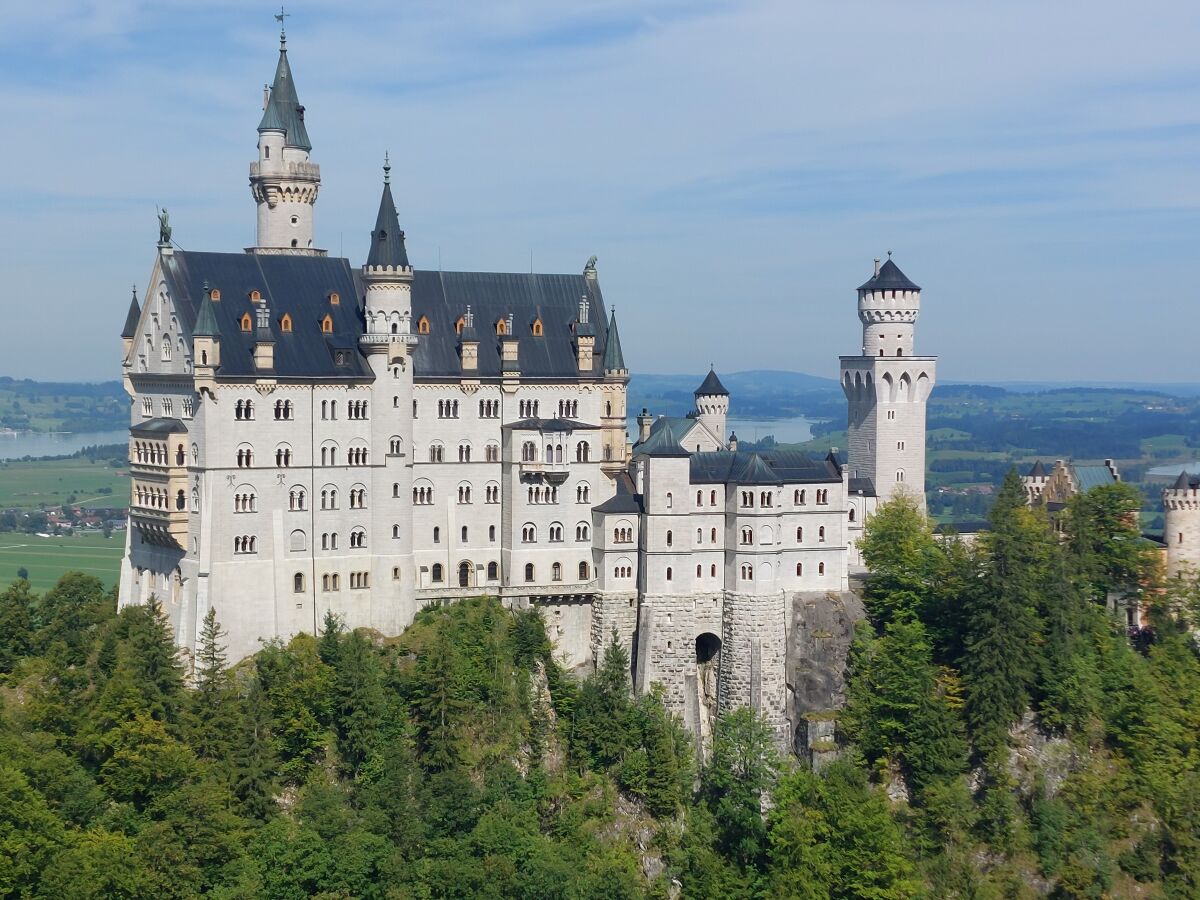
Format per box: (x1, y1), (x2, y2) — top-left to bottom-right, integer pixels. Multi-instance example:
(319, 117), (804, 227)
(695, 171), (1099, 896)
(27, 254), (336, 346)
(0, 429), (129, 461)
(627, 415), (818, 445)
(1149, 461), (1200, 478)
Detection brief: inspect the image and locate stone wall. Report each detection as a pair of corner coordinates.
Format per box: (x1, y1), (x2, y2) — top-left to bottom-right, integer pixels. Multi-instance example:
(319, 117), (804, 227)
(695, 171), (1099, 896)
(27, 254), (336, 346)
(719, 591), (787, 737)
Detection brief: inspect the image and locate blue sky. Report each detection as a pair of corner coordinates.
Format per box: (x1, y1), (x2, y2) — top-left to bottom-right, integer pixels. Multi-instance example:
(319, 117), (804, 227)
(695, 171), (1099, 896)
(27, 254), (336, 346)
(1, 0), (1197, 382)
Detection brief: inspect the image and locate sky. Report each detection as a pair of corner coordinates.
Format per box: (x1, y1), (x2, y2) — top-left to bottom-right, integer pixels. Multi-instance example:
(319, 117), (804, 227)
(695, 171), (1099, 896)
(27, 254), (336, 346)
(0, 0), (1197, 383)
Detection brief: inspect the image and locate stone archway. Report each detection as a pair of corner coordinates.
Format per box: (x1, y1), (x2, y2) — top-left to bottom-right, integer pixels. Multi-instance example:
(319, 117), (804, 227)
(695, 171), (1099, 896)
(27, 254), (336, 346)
(695, 632), (722, 753)
(458, 561), (473, 588)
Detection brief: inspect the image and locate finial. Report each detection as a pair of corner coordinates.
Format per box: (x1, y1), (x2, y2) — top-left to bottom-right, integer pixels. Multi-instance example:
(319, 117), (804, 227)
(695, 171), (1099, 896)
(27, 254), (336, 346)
(274, 5), (290, 45)
(131, 284), (137, 300)
(202, 279), (210, 295)
(887, 249), (892, 258)
(383, 151), (391, 184)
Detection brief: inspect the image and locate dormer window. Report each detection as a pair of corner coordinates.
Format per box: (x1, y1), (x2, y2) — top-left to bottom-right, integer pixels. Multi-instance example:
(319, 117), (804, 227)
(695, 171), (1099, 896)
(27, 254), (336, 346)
(455, 316), (465, 335)
(240, 313), (252, 332)
(321, 314), (333, 334)
(329, 292), (340, 305)
(418, 316), (430, 335)
(210, 289), (221, 301)
(280, 313), (293, 333)
(249, 290), (262, 302)
(532, 318), (544, 337)
(495, 318), (508, 336)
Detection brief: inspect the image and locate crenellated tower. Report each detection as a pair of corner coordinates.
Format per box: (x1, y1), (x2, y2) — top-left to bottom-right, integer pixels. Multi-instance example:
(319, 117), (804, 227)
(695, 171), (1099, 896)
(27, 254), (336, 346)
(840, 255), (937, 508)
(249, 25), (322, 255)
(694, 368), (730, 448)
(1163, 472), (1200, 578)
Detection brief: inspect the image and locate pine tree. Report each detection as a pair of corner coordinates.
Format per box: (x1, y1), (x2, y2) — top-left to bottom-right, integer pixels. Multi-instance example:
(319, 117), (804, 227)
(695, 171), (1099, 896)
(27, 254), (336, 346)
(411, 629), (469, 770)
(705, 707), (781, 870)
(188, 607), (242, 762)
(332, 631), (386, 774)
(230, 678), (278, 822)
(318, 609), (343, 667)
(961, 469), (1047, 754)
(857, 493), (942, 624)
(0, 577), (35, 672)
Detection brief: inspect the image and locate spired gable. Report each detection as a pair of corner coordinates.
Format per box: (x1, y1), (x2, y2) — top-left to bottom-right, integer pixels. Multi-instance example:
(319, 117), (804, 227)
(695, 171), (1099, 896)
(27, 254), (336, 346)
(130, 254), (195, 379)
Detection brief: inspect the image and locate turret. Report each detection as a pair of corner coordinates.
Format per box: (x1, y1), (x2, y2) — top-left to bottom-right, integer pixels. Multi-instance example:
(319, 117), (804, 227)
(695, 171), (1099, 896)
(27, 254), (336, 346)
(360, 156), (414, 366)
(249, 25), (322, 255)
(121, 286), (141, 362)
(694, 367), (729, 447)
(1163, 471), (1200, 578)
(857, 253), (921, 357)
(600, 307), (630, 472)
(253, 304), (275, 372)
(192, 285), (221, 395)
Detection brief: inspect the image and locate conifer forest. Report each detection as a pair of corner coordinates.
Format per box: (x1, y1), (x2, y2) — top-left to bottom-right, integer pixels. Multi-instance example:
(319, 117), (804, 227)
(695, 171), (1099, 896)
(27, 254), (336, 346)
(1, 471), (1199, 898)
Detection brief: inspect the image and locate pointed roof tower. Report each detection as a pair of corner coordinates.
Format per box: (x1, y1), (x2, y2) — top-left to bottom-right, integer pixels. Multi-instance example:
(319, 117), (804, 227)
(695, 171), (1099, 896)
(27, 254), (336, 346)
(1028, 460), (1047, 477)
(121, 287), (141, 339)
(1173, 470), (1194, 491)
(634, 419), (691, 458)
(857, 256), (920, 293)
(602, 308), (626, 373)
(258, 26), (311, 151)
(366, 155), (410, 269)
(193, 288), (221, 338)
(695, 366), (729, 397)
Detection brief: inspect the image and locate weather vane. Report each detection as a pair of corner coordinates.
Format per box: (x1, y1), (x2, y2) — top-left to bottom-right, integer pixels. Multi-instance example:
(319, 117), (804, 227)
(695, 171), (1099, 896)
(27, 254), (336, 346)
(275, 5), (289, 40)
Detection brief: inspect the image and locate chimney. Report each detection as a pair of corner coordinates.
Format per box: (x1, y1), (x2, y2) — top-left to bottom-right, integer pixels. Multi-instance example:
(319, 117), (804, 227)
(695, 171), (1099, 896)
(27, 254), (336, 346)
(263, 84), (270, 111)
(637, 408), (653, 443)
(728, 432), (738, 452)
(253, 305), (275, 372)
(873, 258), (881, 276)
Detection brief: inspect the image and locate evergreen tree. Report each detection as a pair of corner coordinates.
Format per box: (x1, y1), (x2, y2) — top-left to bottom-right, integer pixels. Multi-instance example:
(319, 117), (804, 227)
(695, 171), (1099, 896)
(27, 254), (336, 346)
(331, 630), (386, 774)
(187, 607), (241, 763)
(857, 492), (941, 624)
(318, 608), (343, 667)
(229, 678), (278, 822)
(0, 577), (35, 673)
(705, 708), (781, 870)
(411, 629), (469, 770)
(960, 469), (1047, 754)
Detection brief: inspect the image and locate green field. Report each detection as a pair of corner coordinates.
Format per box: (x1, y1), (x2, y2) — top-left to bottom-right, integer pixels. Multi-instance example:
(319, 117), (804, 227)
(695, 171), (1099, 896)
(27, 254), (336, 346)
(0, 457), (128, 509)
(0, 530), (124, 592)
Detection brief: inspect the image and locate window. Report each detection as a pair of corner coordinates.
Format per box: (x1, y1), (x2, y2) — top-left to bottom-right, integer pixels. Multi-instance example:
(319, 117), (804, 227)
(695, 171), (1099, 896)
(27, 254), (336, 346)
(887, 410), (896, 420)
(274, 399), (294, 420)
(235, 399), (255, 420)
(577, 483), (590, 503)
(579, 561), (590, 580)
(321, 314), (333, 334)
(522, 441), (537, 462)
(697, 564), (703, 577)
(796, 527), (803, 542)
(897, 440), (905, 450)
(488, 561), (499, 581)
(182, 397), (193, 418)
(234, 535), (257, 554)
(347, 447), (368, 466)
(666, 492), (673, 509)
(413, 484), (433, 504)
(281, 313), (292, 332)
(549, 523), (564, 542)
(294, 572), (305, 592)
(575, 441), (590, 462)
(740, 527), (753, 545)
(162, 398), (173, 417)
(236, 444), (254, 468)
(849, 507), (856, 522)
(429, 443), (444, 463)
(457, 484), (472, 504)
(390, 437), (403, 455)
(552, 562), (562, 582)
(349, 487), (366, 509)
(666, 566), (673, 582)
(275, 445), (292, 467)
(350, 572), (370, 589)
(432, 563), (443, 583)
(524, 563), (535, 582)
(896, 470), (905, 483)
(234, 489), (257, 512)
(392, 525), (400, 539)
(666, 530), (673, 547)
(819, 562), (825, 575)
(819, 526), (826, 543)
(532, 318), (543, 336)
(458, 443), (471, 462)
(320, 487), (338, 509)
(241, 313), (252, 332)
(433, 527), (440, 544)
(697, 490), (703, 506)
(522, 524), (536, 543)
(485, 483), (499, 503)
(711, 528), (717, 542)
(576, 522), (590, 541)
(796, 562), (803, 576)
(496, 318), (508, 336)
(393, 566), (401, 580)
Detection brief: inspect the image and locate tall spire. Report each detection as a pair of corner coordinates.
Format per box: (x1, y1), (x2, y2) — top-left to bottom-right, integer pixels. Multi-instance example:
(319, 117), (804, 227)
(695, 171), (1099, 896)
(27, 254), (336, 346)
(121, 286), (141, 339)
(603, 307), (626, 373)
(257, 20), (311, 151)
(366, 155), (410, 269)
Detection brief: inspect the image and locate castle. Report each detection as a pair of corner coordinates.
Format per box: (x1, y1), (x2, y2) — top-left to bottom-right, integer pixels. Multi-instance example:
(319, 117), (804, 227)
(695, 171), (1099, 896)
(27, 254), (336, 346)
(117, 29), (936, 743)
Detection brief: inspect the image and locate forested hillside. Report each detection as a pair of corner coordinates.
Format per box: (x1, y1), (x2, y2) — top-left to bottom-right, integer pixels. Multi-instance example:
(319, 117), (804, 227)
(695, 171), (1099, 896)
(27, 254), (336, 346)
(1, 473), (1198, 897)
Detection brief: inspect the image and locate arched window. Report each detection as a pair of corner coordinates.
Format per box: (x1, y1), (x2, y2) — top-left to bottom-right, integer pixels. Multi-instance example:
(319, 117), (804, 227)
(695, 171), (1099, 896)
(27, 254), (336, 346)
(666, 492), (673, 509)
(432, 563), (443, 582)
(433, 526), (440, 543)
(576, 522), (590, 541)
(522, 524), (536, 543)
(696, 490), (703, 506)
(818, 562), (825, 575)
(392, 525), (400, 539)
(579, 561), (589, 580)
(488, 561), (498, 580)
(280, 313), (293, 333)
(796, 562), (803, 576)
(849, 506), (857, 522)
(461, 525), (468, 542)
(666, 566), (673, 582)
(240, 313), (252, 332)
(711, 527), (717, 542)
(496, 318), (508, 336)
(819, 526), (826, 543)
(294, 572), (305, 592)
(666, 530), (673, 547)
(552, 562), (562, 582)
(532, 318), (543, 336)
(524, 563), (535, 582)
(896, 470), (905, 483)
(711, 564), (717, 577)
(418, 316), (430, 335)
(321, 314), (333, 334)
(797, 489), (806, 505)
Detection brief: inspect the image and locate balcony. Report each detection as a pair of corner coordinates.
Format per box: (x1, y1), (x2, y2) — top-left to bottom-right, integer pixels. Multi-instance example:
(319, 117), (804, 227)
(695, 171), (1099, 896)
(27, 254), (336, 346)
(131, 505), (188, 548)
(359, 332), (417, 346)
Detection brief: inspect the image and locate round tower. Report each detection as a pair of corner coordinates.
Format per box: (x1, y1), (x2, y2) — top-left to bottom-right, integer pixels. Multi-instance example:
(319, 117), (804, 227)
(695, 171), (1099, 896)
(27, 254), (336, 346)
(249, 27), (322, 254)
(1163, 472), (1200, 578)
(694, 367), (729, 448)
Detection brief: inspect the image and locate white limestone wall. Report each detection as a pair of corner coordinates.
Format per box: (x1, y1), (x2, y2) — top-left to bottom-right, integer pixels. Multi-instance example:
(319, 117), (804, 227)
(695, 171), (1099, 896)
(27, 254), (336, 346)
(1164, 486), (1200, 578)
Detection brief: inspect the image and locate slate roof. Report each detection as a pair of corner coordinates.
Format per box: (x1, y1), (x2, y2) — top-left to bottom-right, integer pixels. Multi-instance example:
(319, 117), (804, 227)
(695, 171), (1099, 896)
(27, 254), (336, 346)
(690, 449), (840, 485)
(409, 270), (609, 381)
(1071, 465), (1117, 492)
(504, 417), (599, 431)
(594, 472), (643, 514)
(602, 309), (626, 372)
(258, 37), (311, 151)
(1171, 471), (1199, 491)
(1027, 460), (1047, 477)
(633, 419), (691, 458)
(365, 174), (409, 269)
(848, 476), (876, 497)
(160, 250), (372, 380)
(192, 289), (220, 338)
(695, 368), (729, 396)
(121, 289), (141, 339)
(131, 417), (187, 435)
(858, 257), (920, 293)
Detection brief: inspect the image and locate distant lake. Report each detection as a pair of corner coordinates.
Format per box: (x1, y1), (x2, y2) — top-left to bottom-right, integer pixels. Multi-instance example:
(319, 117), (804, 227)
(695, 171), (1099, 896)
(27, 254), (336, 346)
(0, 429), (129, 461)
(627, 415), (818, 445)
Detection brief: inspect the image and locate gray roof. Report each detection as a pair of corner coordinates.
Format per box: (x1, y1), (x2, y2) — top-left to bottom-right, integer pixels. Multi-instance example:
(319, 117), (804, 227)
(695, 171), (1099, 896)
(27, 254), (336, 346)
(633, 419), (691, 458)
(1172, 471), (1198, 491)
(365, 175), (409, 269)
(131, 417), (187, 435)
(409, 270), (610, 381)
(192, 289), (220, 338)
(1071, 464), (1117, 492)
(160, 250), (372, 380)
(695, 368), (729, 396)
(690, 449), (840, 485)
(858, 257), (920, 293)
(594, 472), (643, 514)
(504, 417), (599, 432)
(258, 37), (311, 151)
(1027, 460), (1047, 477)
(121, 289), (141, 339)
(848, 476), (876, 496)
(602, 309), (626, 373)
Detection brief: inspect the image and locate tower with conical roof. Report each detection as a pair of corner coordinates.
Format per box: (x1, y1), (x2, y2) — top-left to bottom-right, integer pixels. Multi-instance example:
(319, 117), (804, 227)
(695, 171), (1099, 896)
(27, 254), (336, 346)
(249, 23), (322, 254)
(839, 254), (937, 511)
(600, 304), (630, 473)
(694, 367), (729, 448)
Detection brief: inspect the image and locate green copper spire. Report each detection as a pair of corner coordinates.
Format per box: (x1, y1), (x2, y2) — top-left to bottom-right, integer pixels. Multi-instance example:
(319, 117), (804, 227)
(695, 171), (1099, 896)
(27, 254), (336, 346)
(193, 287), (221, 338)
(121, 286), (141, 339)
(602, 307), (626, 373)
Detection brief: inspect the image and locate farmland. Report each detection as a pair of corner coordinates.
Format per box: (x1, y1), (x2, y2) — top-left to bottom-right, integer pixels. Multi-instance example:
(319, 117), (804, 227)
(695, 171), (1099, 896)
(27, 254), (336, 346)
(0, 456), (127, 509)
(0, 530), (124, 592)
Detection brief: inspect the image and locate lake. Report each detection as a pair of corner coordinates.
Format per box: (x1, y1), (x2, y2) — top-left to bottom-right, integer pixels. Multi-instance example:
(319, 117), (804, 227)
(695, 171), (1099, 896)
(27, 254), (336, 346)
(627, 415), (819, 445)
(1149, 462), (1200, 478)
(0, 429), (129, 461)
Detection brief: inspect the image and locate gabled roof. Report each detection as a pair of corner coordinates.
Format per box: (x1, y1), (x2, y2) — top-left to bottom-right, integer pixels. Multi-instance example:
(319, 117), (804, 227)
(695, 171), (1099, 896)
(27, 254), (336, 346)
(1070, 465), (1117, 492)
(131, 417), (187, 436)
(848, 476), (876, 497)
(695, 367), (729, 396)
(504, 417), (598, 431)
(121, 289), (141, 339)
(192, 289), (220, 338)
(858, 257), (920, 293)
(365, 167), (409, 269)
(734, 453), (782, 486)
(258, 36), (311, 151)
(159, 250), (371, 380)
(1027, 460), (1047, 477)
(690, 449), (840, 485)
(633, 419), (691, 458)
(602, 308), (626, 372)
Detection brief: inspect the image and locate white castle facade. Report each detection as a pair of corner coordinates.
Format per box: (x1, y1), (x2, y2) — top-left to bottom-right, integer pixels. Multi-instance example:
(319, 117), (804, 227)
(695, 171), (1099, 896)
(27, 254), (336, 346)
(118, 31), (936, 741)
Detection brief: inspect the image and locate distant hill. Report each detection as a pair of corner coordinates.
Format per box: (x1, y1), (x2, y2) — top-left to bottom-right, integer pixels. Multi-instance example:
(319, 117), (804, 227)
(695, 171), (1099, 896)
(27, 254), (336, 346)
(630, 370), (842, 419)
(0, 378), (126, 433)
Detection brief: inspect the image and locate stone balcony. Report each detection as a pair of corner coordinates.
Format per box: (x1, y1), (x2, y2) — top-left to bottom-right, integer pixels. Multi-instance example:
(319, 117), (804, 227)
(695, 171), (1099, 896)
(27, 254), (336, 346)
(249, 160), (321, 181)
